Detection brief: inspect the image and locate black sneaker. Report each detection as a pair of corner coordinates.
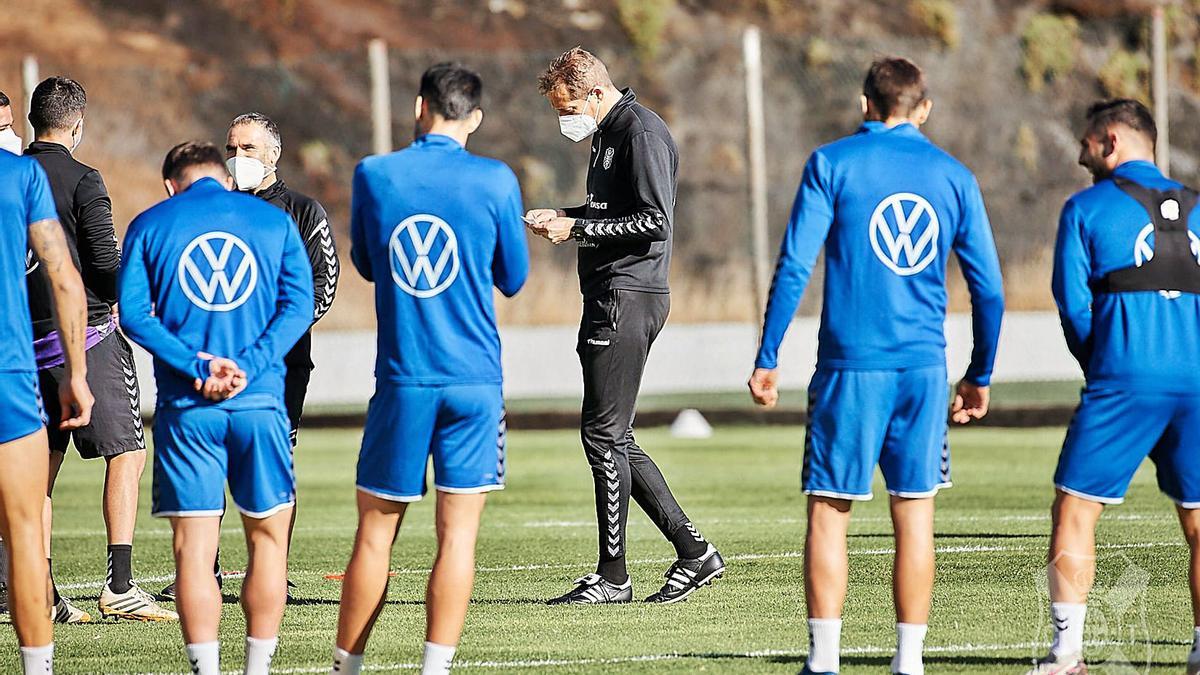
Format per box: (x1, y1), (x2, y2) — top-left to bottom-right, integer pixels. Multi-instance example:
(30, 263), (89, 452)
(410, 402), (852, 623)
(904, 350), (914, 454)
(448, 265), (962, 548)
(159, 569), (223, 601)
(546, 573), (632, 605)
(0, 582), (8, 614)
(644, 543), (725, 604)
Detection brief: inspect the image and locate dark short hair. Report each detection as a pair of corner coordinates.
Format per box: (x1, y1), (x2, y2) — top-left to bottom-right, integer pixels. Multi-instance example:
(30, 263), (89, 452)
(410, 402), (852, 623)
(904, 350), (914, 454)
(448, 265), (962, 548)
(29, 76), (86, 134)
(1085, 98), (1156, 147)
(0, 91), (9, 108)
(162, 141), (227, 182)
(863, 57), (927, 121)
(538, 47), (613, 99)
(229, 112), (282, 150)
(419, 63), (482, 121)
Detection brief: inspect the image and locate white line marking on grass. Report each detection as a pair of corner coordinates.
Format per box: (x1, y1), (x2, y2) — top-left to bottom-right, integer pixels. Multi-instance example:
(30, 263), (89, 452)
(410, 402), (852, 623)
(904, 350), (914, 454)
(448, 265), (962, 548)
(59, 541), (1186, 591)
(46, 511), (1173, 540)
(520, 512), (1172, 528)
(134, 639), (1129, 674)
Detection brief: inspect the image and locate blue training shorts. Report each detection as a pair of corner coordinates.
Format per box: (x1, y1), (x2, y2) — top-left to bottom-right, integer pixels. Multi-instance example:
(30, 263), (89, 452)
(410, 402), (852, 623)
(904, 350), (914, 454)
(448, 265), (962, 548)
(357, 384), (506, 502)
(0, 370), (44, 444)
(152, 405), (295, 518)
(804, 366), (951, 500)
(1056, 387), (1200, 508)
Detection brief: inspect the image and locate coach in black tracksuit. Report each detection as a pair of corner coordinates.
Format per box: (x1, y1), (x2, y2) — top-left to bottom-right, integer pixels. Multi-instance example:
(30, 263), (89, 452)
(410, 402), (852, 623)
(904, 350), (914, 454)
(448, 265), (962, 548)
(225, 113), (340, 442)
(530, 48), (724, 605)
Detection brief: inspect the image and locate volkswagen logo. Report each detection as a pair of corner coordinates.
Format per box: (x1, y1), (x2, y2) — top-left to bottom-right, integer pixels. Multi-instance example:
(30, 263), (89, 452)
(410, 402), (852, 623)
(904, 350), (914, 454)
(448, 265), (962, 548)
(389, 214), (460, 298)
(869, 192), (940, 276)
(1133, 223), (1200, 268)
(178, 231), (259, 312)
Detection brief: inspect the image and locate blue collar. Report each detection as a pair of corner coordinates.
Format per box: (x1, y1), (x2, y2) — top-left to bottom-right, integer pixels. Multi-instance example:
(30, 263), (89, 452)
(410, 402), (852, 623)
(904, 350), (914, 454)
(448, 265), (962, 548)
(1111, 159), (1162, 180)
(858, 120), (923, 137)
(186, 176), (226, 193)
(413, 134), (464, 151)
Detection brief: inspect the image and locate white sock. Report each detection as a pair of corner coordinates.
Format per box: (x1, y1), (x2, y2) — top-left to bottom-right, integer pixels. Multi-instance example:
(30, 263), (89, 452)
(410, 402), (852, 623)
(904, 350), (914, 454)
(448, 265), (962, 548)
(245, 636), (278, 675)
(1049, 602), (1086, 658)
(185, 641), (220, 675)
(893, 623), (927, 675)
(332, 646), (363, 675)
(806, 618), (842, 673)
(421, 641), (456, 675)
(19, 643), (52, 675)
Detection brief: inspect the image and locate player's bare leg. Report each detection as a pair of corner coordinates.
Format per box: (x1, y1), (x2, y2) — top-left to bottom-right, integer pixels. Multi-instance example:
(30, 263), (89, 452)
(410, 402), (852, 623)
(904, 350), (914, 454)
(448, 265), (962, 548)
(97, 449), (174, 621)
(335, 491), (407, 657)
(170, 515), (222, 673)
(1026, 491), (1103, 674)
(426, 492), (486, 648)
(42, 450), (87, 623)
(0, 430), (52, 649)
(890, 495), (935, 675)
(102, 450), (144, 547)
(1048, 492), (1101, 603)
(802, 496), (851, 674)
(240, 507), (292, 674)
(891, 496), (935, 623)
(1177, 506), (1200, 674)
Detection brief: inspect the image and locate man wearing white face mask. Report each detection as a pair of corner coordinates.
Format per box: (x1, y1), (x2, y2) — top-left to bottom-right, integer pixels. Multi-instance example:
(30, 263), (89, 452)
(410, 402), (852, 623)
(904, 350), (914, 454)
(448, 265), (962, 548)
(145, 112), (338, 604)
(528, 47), (724, 606)
(23, 76), (176, 624)
(0, 91), (24, 155)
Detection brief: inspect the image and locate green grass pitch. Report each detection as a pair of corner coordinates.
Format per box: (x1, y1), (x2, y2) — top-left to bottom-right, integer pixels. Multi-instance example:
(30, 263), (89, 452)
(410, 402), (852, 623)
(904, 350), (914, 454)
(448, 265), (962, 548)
(4, 425), (1193, 673)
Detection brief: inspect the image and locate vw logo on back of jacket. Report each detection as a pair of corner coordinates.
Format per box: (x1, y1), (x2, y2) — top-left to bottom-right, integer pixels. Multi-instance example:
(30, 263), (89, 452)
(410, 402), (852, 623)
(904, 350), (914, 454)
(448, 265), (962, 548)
(388, 214), (460, 298)
(869, 192), (940, 276)
(178, 231), (259, 312)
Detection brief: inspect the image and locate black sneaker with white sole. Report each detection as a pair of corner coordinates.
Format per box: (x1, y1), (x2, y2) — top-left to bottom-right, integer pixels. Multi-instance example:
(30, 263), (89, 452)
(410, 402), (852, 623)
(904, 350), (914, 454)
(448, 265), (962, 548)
(159, 569), (223, 601)
(546, 573), (633, 605)
(644, 543), (725, 604)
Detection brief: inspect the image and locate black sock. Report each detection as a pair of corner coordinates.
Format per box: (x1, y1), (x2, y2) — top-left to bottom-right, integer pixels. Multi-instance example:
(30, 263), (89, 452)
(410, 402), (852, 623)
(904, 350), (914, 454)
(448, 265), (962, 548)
(596, 558), (628, 585)
(49, 559), (61, 605)
(669, 521), (708, 560)
(107, 544), (133, 594)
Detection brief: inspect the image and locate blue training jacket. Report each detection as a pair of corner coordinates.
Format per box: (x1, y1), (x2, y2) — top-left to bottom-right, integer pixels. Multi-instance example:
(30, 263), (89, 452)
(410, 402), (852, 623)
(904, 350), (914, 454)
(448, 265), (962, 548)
(755, 121), (1005, 385)
(1053, 160), (1200, 392)
(0, 153), (57, 374)
(119, 177), (314, 409)
(350, 133), (529, 386)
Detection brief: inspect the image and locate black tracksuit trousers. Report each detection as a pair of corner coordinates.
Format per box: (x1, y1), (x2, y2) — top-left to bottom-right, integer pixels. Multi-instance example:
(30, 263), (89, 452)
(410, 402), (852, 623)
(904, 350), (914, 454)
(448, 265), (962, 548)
(577, 289), (707, 583)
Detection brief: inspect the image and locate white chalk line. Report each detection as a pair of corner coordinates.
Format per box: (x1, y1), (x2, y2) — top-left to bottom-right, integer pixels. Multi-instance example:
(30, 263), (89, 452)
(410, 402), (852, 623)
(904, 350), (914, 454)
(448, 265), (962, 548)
(58, 540), (1186, 592)
(49, 510), (1173, 538)
(133, 639), (1144, 674)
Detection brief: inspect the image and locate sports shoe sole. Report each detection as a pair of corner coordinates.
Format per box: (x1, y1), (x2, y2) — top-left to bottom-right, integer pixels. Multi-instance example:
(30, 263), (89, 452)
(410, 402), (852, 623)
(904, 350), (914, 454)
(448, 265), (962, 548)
(99, 604), (177, 622)
(650, 566), (725, 605)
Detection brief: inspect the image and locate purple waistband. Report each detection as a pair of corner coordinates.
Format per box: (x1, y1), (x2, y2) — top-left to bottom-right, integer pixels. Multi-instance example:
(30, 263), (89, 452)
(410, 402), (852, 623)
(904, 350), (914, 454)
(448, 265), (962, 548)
(34, 317), (116, 370)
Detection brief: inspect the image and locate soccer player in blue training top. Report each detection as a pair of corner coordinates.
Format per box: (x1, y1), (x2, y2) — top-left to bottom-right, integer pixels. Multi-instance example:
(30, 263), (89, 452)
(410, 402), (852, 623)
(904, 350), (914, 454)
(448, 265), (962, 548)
(331, 62), (528, 675)
(118, 142), (313, 675)
(748, 57), (1004, 675)
(0, 130), (94, 675)
(1030, 100), (1200, 675)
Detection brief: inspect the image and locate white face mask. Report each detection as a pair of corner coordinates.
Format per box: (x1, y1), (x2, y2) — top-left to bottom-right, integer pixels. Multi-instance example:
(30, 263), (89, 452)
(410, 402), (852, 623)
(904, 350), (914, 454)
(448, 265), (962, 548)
(0, 128), (22, 155)
(558, 93), (599, 143)
(226, 156), (267, 191)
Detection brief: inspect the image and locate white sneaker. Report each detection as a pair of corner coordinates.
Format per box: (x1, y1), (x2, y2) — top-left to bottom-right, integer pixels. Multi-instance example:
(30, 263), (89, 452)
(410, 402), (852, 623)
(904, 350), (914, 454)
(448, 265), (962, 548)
(1024, 652), (1086, 675)
(51, 596), (92, 624)
(99, 583), (178, 622)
